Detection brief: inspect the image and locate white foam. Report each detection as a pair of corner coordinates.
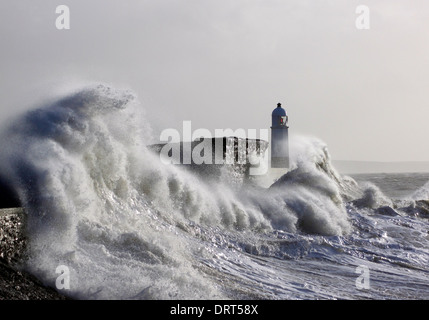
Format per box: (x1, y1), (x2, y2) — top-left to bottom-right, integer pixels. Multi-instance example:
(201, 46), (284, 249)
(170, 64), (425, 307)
(0, 83), (362, 299)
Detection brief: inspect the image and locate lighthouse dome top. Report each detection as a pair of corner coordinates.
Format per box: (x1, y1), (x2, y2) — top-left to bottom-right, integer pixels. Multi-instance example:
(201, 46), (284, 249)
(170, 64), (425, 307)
(271, 102), (288, 128)
(272, 103), (286, 116)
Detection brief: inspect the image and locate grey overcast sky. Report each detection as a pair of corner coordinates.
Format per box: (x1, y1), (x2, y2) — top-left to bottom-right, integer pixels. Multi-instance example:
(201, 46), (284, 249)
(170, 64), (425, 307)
(1, 0), (428, 162)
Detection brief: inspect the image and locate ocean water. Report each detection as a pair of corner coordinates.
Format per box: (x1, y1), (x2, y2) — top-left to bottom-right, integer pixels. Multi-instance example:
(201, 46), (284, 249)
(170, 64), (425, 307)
(0, 84), (428, 300)
(351, 172), (429, 200)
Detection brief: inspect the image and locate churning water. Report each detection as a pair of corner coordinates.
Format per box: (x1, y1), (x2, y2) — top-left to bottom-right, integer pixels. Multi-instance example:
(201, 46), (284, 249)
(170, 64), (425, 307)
(0, 84), (427, 299)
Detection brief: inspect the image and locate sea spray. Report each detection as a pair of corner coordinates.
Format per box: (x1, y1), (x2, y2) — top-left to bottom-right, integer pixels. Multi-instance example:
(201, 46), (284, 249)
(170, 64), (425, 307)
(0, 84), (358, 298)
(0, 84), (227, 299)
(269, 136), (355, 235)
(352, 182), (393, 209)
(2, 84), (426, 300)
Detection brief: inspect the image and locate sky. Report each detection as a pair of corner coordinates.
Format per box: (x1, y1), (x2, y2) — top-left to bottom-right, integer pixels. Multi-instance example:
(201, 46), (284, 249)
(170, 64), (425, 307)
(1, 0), (429, 162)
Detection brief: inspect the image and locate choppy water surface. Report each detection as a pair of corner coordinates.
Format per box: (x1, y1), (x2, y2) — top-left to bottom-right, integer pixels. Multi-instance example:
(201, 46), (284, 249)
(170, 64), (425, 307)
(0, 84), (427, 300)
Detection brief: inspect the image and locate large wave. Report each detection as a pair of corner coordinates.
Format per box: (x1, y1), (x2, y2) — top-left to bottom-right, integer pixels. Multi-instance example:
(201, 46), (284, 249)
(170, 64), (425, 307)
(0, 84), (364, 299)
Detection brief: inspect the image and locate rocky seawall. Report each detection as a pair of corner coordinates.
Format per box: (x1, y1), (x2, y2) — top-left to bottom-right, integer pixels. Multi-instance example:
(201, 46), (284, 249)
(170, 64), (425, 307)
(0, 208), (68, 300)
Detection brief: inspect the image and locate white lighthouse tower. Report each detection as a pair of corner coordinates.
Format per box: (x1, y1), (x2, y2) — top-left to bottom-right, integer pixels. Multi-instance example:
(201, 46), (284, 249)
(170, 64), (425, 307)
(270, 102), (289, 168)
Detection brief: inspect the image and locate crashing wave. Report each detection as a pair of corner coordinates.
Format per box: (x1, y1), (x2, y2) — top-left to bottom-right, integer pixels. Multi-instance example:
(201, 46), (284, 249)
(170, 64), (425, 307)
(0, 83), (369, 299)
(268, 136), (357, 235)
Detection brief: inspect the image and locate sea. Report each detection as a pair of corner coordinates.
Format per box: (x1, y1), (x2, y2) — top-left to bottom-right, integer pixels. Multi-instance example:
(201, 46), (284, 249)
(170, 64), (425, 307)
(0, 84), (427, 300)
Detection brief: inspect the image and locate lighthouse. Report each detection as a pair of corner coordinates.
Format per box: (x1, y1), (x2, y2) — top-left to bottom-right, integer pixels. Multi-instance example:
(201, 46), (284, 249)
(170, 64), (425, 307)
(271, 102), (289, 168)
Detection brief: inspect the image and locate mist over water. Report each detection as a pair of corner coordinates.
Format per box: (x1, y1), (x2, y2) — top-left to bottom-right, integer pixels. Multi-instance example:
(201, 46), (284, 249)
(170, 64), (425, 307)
(0, 84), (428, 299)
